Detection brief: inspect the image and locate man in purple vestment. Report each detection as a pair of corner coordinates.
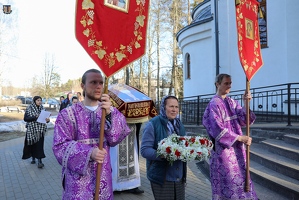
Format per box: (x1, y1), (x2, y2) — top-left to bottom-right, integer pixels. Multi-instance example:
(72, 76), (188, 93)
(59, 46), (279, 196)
(202, 74), (258, 200)
(53, 69), (130, 200)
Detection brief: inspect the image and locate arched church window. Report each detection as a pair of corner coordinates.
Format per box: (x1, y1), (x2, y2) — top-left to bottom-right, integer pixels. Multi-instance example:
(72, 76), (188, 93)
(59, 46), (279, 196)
(186, 53), (191, 79)
(258, 0), (267, 48)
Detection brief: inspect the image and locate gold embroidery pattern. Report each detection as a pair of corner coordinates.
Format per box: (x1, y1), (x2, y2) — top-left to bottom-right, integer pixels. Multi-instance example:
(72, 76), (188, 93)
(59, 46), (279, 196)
(236, 0), (262, 76)
(110, 96), (154, 118)
(79, 0), (147, 68)
(110, 99), (119, 108)
(127, 106), (150, 117)
(150, 107), (158, 116)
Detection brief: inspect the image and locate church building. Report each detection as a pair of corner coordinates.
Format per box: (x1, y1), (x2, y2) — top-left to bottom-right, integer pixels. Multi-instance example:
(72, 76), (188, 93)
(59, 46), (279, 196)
(177, 0), (299, 97)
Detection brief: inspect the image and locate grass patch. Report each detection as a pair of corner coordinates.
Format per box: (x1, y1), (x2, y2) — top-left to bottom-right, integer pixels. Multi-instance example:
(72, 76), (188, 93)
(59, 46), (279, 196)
(0, 107), (57, 142)
(0, 131), (25, 142)
(0, 100), (22, 107)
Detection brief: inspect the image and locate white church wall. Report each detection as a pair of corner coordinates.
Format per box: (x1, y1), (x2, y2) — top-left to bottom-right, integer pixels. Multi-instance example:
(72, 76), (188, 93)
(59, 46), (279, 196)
(285, 1), (299, 83)
(183, 36), (215, 97)
(217, 0), (244, 90)
(178, 18), (215, 97)
(178, 0), (299, 98)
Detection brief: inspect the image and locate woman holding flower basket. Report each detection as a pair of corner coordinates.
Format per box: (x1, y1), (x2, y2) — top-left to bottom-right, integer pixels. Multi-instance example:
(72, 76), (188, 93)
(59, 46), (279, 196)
(202, 74), (258, 200)
(141, 95), (187, 200)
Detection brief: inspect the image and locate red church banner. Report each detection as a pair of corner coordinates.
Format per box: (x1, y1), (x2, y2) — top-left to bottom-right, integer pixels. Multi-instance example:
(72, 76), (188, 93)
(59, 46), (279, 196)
(236, 0), (263, 81)
(75, 0), (149, 78)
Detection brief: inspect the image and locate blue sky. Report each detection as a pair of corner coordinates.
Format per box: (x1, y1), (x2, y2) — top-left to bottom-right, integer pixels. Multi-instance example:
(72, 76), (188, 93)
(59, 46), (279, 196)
(1, 0), (174, 88)
(1, 0), (99, 87)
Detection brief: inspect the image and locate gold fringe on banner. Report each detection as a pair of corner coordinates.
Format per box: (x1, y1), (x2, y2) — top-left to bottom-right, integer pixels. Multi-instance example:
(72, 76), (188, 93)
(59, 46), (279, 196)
(235, 0), (240, 6)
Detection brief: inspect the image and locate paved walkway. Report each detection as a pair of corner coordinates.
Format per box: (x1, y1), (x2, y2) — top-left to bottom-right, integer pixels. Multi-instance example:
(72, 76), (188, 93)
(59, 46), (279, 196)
(0, 129), (290, 200)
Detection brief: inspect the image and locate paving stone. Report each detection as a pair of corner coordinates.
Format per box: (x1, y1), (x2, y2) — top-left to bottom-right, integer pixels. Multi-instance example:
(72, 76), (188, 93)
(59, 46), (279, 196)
(0, 126), (293, 200)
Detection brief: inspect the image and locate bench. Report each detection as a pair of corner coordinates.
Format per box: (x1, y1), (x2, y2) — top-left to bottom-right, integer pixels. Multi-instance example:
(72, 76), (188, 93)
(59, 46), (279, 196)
(7, 106), (22, 113)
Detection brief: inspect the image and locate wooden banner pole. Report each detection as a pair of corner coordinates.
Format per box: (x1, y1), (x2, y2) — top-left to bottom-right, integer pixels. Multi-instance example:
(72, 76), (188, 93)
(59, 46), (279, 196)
(245, 78), (251, 192)
(95, 77), (109, 200)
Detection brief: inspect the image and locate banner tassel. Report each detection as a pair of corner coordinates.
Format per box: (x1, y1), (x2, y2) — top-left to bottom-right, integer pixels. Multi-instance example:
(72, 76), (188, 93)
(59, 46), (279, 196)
(259, 7), (264, 19)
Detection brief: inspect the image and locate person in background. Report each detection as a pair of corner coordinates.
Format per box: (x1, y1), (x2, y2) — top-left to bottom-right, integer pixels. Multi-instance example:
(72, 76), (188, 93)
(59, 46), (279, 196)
(141, 95), (187, 200)
(71, 96), (78, 105)
(202, 73), (258, 200)
(59, 92), (72, 112)
(56, 96), (65, 112)
(59, 96), (65, 104)
(77, 91), (84, 102)
(22, 96), (50, 168)
(53, 68), (131, 200)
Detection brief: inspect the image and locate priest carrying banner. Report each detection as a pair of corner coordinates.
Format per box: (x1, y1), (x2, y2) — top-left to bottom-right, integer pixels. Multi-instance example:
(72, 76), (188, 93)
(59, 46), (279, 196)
(59, 0), (151, 199)
(202, 1), (263, 199)
(235, 0), (263, 192)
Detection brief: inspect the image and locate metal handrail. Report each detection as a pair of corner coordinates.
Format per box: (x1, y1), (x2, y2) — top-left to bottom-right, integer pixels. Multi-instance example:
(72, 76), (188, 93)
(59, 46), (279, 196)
(155, 83), (299, 126)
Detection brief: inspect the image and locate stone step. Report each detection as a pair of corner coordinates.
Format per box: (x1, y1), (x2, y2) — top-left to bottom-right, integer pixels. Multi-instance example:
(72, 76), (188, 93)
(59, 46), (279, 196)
(250, 160), (299, 200)
(184, 125), (207, 135)
(250, 127), (299, 135)
(261, 139), (299, 161)
(196, 160), (291, 200)
(251, 129), (285, 140)
(250, 143), (299, 181)
(284, 134), (299, 146)
(251, 135), (267, 143)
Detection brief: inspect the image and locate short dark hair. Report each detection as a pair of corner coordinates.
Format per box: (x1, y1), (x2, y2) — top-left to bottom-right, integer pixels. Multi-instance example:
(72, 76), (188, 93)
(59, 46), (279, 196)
(215, 74), (231, 86)
(72, 96), (78, 102)
(81, 69), (102, 84)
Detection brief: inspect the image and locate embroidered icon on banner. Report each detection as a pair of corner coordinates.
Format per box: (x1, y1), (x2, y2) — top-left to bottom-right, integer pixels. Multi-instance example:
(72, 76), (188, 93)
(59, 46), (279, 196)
(104, 0), (129, 13)
(245, 18), (254, 40)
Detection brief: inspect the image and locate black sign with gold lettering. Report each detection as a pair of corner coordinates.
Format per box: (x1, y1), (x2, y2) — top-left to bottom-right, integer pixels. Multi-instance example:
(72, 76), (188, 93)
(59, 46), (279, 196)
(108, 83), (157, 123)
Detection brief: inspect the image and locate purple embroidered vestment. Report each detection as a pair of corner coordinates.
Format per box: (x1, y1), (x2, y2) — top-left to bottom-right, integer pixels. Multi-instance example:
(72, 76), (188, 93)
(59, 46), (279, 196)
(202, 95), (258, 200)
(53, 103), (130, 200)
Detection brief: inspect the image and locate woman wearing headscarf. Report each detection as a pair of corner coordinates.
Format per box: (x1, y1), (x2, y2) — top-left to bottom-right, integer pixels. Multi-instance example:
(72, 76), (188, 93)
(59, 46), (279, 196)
(141, 95), (187, 200)
(22, 96), (50, 168)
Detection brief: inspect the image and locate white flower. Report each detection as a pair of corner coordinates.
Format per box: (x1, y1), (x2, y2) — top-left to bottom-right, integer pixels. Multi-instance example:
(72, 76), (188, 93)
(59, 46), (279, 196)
(157, 134), (213, 165)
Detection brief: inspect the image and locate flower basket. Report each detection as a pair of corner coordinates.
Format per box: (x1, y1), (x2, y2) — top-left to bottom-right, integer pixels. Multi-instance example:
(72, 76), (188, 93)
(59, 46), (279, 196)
(157, 134), (213, 165)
